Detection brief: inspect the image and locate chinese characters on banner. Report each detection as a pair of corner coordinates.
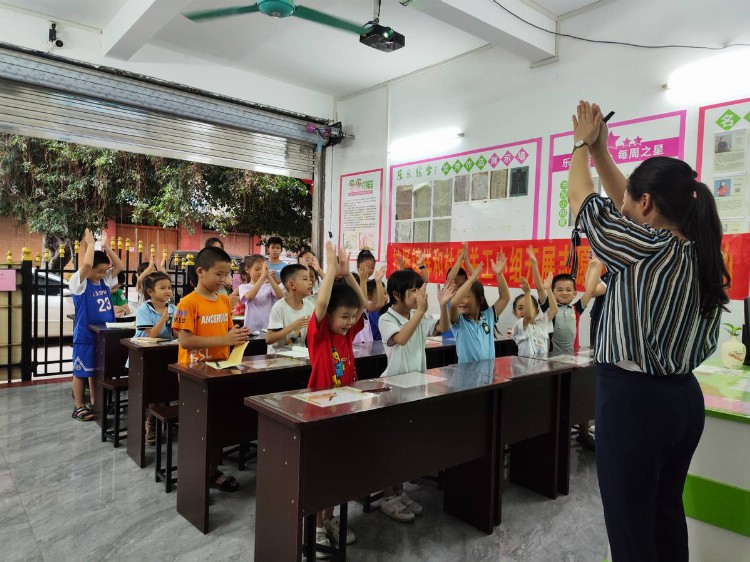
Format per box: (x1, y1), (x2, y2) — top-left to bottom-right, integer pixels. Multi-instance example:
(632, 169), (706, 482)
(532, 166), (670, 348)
(546, 111), (687, 240)
(696, 96), (750, 233)
(339, 169), (383, 259)
(387, 236), (750, 301)
(389, 139), (542, 244)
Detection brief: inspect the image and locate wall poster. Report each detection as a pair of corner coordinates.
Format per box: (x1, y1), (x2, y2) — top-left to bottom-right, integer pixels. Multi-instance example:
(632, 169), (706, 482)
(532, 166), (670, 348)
(338, 168), (383, 259)
(389, 138), (543, 244)
(547, 111), (687, 239)
(697, 96), (750, 233)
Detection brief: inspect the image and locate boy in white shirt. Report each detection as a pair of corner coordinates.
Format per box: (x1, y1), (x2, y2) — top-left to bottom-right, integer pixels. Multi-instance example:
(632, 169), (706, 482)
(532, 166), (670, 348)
(266, 264), (314, 352)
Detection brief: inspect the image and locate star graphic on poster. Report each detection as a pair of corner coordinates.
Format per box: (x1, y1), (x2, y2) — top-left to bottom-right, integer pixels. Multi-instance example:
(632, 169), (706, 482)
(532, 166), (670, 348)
(607, 132), (620, 148)
(633, 136), (643, 145)
(622, 137), (631, 146)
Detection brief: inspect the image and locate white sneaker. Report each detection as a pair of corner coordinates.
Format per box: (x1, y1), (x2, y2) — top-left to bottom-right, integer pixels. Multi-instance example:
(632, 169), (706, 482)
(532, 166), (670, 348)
(325, 516), (356, 545)
(398, 491), (423, 515)
(380, 495), (415, 522)
(315, 529), (331, 559)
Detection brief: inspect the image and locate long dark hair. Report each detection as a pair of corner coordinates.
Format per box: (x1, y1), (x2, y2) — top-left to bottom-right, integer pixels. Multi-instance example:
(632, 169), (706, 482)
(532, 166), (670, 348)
(467, 280), (490, 312)
(381, 269), (423, 314)
(627, 156), (730, 316)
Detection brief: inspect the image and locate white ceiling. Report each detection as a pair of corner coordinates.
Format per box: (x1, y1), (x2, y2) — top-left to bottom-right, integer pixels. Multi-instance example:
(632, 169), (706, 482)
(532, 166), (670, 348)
(155, 0), (488, 97)
(0, 0), (605, 98)
(526, 0), (605, 17)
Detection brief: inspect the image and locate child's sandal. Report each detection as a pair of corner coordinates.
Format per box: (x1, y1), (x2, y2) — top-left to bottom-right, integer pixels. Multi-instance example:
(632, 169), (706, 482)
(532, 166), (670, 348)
(72, 406), (96, 422)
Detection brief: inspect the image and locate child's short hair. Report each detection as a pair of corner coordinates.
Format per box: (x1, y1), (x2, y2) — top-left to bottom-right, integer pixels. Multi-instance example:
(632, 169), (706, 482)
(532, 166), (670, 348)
(468, 280), (490, 312)
(447, 267), (468, 280)
(143, 272), (171, 295)
(382, 269), (423, 313)
(357, 249), (376, 266)
(187, 267), (198, 288)
(366, 279), (377, 297)
(298, 244), (312, 255)
(116, 271), (126, 285)
(513, 293), (539, 312)
(243, 254), (265, 271)
(328, 283), (361, 314)
(280, 263), (308, 287)
(267, 236), (283, 248)
(93, 250), (110, 268)
(204, 237), (224, 249)
(195, 246), (231, 271)
(551, 273), (575, 289)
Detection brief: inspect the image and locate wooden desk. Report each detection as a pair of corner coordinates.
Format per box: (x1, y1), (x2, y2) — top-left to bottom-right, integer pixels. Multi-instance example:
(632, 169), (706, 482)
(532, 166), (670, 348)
(169, 337), (515, 533)
(122, 334), (270, 468)
(246, 356), (570, 562)
(514, 350), (597, 499)
(170, 355), (313, 533)
(89, 324), (134, 426)
(122, 339), (180, 468)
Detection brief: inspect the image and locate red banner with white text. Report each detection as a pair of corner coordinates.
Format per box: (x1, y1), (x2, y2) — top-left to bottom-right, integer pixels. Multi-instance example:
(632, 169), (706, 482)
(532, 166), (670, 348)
(387, 235), (750, 300)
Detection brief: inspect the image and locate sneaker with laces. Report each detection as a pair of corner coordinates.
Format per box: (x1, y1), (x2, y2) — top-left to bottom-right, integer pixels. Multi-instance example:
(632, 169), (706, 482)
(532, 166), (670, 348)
(315, 529), (331, 559)
(325, 515), (356, 545)
(380, 495), (415, 522)
(398, 491), (423, 515)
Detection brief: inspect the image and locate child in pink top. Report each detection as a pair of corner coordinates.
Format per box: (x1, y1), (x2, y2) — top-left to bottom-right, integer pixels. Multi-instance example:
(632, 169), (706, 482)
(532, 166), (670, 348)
(238, 254), (284, 332)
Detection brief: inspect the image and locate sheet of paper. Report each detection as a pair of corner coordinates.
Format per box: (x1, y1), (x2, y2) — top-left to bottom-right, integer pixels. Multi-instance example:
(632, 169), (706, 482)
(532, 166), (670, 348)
(276, 346), (310, 359)
(131, 337), (166, 343)
(382, 372), (446, 388)
(210, 342), (249, 369)
(106, 321), (135, 329)
(292, 386), (377, 407)
(245, 357), (303, 370)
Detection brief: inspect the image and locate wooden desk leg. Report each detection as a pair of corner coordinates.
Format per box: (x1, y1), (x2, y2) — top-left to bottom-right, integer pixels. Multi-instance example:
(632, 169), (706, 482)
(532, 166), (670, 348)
(176, 377), (211, 534)
(126, 356), (146, 468)
(255, 416), (303, 562)
(508, 377), (561, 501)
(444, 392), (497, 534)
(557, 373), (572, 496)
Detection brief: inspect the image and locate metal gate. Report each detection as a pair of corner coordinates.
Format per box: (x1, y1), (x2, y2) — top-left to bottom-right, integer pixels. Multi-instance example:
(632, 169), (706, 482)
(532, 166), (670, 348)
(2, 239), (198, 382)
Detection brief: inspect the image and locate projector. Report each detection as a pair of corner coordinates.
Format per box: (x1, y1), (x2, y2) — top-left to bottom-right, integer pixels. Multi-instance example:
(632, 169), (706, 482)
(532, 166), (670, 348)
(359, 24), (405, 52)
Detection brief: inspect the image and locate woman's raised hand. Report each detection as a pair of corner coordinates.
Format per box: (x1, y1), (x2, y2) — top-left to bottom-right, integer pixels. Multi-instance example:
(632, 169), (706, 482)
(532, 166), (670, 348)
(572, 100), (603, 147)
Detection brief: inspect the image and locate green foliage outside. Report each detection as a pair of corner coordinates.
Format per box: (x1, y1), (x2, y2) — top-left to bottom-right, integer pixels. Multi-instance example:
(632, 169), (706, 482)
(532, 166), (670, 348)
(0, 134), (312, 266)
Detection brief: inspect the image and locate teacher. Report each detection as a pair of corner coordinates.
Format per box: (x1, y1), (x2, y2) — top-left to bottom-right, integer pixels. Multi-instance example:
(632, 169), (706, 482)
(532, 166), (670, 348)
(567, 101), (730, 562)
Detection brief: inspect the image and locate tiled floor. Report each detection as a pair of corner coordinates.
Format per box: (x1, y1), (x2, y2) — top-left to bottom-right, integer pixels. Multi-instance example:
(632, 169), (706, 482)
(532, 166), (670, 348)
(0, 382), (608, 561)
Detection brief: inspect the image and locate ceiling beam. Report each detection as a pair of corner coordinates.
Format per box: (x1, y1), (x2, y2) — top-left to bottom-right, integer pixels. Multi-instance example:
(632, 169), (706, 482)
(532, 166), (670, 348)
(102, 0), (195, 60)
(406, 0), (557, 62)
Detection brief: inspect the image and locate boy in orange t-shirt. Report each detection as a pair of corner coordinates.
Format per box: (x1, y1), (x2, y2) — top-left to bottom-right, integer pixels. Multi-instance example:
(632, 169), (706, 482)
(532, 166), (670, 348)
(173, 245), (250, 491)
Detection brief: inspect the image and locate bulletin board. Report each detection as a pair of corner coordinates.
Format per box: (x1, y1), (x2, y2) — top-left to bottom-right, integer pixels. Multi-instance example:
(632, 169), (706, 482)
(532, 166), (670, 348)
(696, 96), (750, 234)
(388, 138), (543, 245)
(546, 110), (687, 239)
(338, 168), (384, 259)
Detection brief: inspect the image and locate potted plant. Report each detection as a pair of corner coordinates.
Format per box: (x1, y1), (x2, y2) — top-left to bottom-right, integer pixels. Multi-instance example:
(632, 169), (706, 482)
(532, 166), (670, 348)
(720, 323), (746, 369)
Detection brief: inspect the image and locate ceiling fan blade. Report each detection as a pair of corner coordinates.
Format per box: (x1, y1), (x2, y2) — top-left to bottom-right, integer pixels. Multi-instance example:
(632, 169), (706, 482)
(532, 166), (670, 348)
(184, 4), (260, 22)
(292, 6), (365, 35)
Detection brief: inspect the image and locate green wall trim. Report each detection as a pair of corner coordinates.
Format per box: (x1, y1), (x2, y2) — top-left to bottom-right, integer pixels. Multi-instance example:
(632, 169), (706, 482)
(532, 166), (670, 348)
(705, 408), (750, 425)
(683, 474), (750, 537)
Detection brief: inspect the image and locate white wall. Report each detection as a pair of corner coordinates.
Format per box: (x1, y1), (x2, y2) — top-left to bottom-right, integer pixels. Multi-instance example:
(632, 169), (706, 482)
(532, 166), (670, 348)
(329, 0), (750, 344)
(0, 5), (334, 119)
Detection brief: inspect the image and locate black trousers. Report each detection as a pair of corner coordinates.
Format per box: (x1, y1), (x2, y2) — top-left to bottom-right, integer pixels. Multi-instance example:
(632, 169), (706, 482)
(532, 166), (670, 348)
(596, 363), (705, 562)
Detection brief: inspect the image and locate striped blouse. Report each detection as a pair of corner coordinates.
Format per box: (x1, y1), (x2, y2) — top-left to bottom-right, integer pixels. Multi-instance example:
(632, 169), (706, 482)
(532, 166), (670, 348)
(577, 195), (720, 376)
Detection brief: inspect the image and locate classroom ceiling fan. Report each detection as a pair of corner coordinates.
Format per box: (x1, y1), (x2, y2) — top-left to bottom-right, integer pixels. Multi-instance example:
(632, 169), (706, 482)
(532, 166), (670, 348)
(184, 0), (405, 52)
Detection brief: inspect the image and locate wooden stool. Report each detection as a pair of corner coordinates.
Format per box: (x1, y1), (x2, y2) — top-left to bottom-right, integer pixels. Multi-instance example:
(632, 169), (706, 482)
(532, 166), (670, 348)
(150, 404), (179, 493)
(100, 378), (128, 448)
(222, 442), (257, 471)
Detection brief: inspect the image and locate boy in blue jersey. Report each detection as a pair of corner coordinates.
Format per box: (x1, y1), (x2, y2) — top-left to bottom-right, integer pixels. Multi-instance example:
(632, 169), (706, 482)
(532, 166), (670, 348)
(68, 229), (124, 421)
